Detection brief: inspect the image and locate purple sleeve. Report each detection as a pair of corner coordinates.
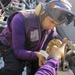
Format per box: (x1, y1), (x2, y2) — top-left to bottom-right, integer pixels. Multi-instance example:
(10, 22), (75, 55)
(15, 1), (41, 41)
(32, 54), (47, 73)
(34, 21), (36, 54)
(35, 58), (59, 75)
(11, 13), (37, 61)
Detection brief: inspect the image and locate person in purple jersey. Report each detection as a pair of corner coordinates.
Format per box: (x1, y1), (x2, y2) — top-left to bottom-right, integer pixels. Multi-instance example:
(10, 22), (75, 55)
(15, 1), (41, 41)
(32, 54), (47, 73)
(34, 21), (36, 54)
(0, 0), (74, 75)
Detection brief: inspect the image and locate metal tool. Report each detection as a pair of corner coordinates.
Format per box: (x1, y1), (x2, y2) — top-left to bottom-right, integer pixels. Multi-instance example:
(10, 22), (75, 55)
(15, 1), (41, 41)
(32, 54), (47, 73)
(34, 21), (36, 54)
(61, 40), (75, 71)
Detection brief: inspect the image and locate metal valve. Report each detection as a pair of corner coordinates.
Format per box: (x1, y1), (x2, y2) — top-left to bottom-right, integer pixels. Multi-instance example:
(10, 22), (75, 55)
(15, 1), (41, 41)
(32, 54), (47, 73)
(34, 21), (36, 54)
(62, 61), (69, 71)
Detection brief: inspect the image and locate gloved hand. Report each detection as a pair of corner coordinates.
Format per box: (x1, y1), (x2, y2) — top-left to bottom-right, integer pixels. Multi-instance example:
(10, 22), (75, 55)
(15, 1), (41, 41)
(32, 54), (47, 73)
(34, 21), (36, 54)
(36, 52), (46, 67)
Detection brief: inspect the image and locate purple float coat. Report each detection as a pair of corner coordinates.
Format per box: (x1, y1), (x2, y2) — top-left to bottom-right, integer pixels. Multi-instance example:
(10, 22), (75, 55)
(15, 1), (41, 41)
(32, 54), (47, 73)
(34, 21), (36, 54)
(35, 58), (59, 75)
(0, 11), (57, 61)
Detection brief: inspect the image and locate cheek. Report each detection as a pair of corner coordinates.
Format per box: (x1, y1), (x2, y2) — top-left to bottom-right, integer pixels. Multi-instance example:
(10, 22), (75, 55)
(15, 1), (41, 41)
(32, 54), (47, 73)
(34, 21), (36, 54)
(47, 24), (55, 30)
(42, 19), (55, 29)
(46, 20), (50, 24)
(44, 25), (51, 30)
(43, 23), (51, 29)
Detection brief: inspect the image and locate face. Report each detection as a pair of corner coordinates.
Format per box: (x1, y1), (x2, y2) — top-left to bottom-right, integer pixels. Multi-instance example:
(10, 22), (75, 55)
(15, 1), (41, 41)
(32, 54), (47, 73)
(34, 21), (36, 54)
(41, 16), (59, 30)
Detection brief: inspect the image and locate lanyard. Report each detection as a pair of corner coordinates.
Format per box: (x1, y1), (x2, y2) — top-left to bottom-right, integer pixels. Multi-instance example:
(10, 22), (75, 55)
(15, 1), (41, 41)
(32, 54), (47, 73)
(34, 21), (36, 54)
(40, 30), (51, 50)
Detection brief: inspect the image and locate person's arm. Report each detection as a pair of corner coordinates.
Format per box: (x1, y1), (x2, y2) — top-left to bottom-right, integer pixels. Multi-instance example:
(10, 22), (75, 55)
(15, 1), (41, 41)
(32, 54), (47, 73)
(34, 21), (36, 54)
(35, 57), (59, 75)
(11, 13), (38, 61)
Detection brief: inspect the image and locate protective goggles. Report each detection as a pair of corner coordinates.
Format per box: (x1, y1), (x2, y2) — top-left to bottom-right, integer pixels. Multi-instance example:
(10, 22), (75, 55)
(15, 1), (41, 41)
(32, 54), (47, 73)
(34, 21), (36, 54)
(45, 4), (75, 25)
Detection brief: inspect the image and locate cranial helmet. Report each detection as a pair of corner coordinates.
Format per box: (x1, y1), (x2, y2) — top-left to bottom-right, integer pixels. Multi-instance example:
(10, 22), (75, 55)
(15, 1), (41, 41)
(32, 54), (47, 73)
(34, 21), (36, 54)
(35, 0), (75, 25)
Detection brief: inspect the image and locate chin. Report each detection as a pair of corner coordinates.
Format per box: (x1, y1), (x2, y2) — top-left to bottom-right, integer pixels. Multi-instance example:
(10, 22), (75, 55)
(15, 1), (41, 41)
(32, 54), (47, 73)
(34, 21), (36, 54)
(47, 28), (51, 30)
(43, 27), (51, 30)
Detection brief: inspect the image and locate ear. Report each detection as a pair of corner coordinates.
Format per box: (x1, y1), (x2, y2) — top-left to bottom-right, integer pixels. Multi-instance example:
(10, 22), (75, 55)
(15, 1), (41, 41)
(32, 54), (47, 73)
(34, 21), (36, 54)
(35, 3), (42, 16)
